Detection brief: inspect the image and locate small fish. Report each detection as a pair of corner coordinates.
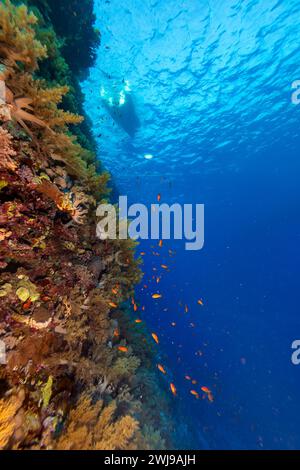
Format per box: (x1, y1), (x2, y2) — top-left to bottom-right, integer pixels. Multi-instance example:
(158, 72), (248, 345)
(159, 240), (163, 248)
(152, 294), (162, 299)
(170, 383), (177, 396)
(133, 304), (138, 312)
(161, 265), (168, 269)
(113, 328), (119, 337)
(118, 346), (128, 353)
(190, 390), (199, 399)
(207, 393), (214, 403)
(109, 302), (118, 308)
(185, 305), (189, 313)
(142, 306), (145, 311)
(171, 322), (176, 327)
(185, 375), (191, 381)
(201, 386), (211, 394)
(152, 333), (159, 344)
(157, 364), (166, 374)
(192, 380), (197, 385)
(157, 194), (161, 202)
(135, 319), (143, 324)
(156, 277), (161, 284)
(197, 299), (204, 306)
(41, 295), (51, 302)
(140, 252), (146, 256)
(112, 288), (118, 295)
(22, 299), (32, 310)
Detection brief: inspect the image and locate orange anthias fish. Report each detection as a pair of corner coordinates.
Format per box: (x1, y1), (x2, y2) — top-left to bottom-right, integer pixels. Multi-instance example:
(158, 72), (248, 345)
(157, 364), (166, 375)
(201, 386), (211, 394)
(207, 392), (214, 403)
(170, 383), (177, 396)
(157, 194), (161, 202)
(159, 240), (163, 248)
(109, 302), (118, 309)
(197, 299), (204, 306)
(190, 390), (199, 399)
(135, 319), (142, 324)
(152, 333), (159, 344)
(161, 265), (168, 270)
(113, 328), (119, 338)
(118, 346), (128, 353)
(185, 305), (189, 313)
(22, 299), (32, 310)
(133, 304), (138, 312)
(112, 288), (118, 295)
(152, 294), (162, 299)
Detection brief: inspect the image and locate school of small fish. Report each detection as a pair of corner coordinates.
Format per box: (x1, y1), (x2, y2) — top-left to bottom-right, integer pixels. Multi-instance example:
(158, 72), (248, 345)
(113, 193), (213, 405)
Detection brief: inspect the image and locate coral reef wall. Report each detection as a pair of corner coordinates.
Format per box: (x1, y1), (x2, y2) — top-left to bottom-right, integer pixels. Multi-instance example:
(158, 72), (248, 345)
(0, 0), (172, 449)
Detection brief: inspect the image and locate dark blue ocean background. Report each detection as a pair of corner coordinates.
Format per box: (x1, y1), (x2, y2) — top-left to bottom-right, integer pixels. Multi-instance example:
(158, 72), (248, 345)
(82, 0), (300, 449)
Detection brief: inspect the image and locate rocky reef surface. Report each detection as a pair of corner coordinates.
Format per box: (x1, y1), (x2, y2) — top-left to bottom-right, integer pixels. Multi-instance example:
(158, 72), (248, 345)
(0, 0), (172, 450)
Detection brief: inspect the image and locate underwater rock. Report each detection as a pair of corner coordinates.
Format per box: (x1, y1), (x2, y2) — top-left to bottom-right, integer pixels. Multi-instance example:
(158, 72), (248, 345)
(87, 256), (104, 283)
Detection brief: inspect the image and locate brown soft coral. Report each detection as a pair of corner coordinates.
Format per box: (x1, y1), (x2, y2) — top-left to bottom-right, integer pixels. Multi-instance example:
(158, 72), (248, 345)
(34, 179), (90, 225)
(0, 126), (17, 170)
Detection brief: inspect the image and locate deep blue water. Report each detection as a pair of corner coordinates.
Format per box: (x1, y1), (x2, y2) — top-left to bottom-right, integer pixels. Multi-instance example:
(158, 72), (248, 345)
(82, 0), (300, 449)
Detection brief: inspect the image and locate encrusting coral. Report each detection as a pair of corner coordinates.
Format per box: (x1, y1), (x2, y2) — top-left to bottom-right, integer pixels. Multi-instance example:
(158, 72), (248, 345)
(0, 0), (173, 450)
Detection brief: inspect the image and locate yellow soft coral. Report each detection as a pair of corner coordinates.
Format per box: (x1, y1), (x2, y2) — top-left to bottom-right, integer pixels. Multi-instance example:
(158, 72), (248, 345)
(29, 84), (83, 129)
(94, 402), (139, 450)
(56, 397), (138, 450)
(0, 0), (47, 71)
(0, 390), (24, 450)
(109, 355), (141, 383)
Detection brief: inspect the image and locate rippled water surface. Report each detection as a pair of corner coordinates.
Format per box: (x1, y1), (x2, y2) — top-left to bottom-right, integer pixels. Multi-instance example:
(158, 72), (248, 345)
(83, 0), (300, 187)
(83, 0), (300, 449)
